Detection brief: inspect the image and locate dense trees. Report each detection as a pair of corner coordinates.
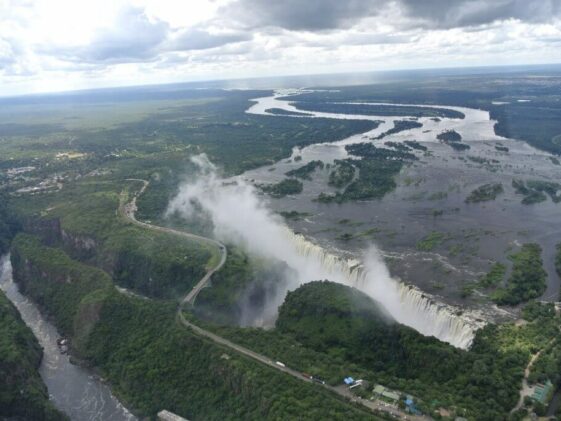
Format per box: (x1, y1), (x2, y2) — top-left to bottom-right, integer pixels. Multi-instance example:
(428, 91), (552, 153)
(195, 246), (290, 325)
(0, 193), (19, 255)
(513, 179), (561, 205)
(328, 160), (356, 188)
(291, 102), (465, 119)
(491, 102), (561, 155)
(316, 144), (416, 203)
(0, 291), (66, 420)
(491, 244), (547, 305)
(374, 120), (423, 140)
(260, 178), (303, 197)
(9, 240), (378, 420)
(10, 234), (113, 334)
(8, 180), (213, 300)
(269, 281), (558, 419)
(478, 262), (506, 288)
(264, 108), (313, 117)
(403, 140), (427, 151)
(285, 160), (324, 179)
(465, 183), (504, 203)
(437, 129), (462, 142)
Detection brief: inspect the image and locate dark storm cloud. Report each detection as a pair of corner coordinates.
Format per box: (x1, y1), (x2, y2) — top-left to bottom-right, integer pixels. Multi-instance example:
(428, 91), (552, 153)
(169, 28), (252, 51)
(401, 0), (561, 28)
(222, 0), (384, 31)
(224, 0), (561, 32)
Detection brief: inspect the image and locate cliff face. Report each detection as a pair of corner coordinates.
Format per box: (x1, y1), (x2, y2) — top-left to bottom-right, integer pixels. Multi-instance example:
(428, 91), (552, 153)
(10, 234), (112, 336)
(9, 234), (375, 421)
(20, 216), (207, 300)
(22, 218), (63, 246)
(22, 217), (98, 260)
(0, 290), (67, 420)
(0, 194), (20, 255)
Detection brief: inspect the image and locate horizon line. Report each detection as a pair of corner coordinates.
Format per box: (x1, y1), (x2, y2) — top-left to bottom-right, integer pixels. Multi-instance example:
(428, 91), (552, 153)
(2, 61), (561, 100)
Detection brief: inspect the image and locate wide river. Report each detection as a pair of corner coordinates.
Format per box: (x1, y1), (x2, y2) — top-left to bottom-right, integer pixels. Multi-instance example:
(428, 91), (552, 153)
(0, 255), (136, 421)
(242, 90), (561, 306)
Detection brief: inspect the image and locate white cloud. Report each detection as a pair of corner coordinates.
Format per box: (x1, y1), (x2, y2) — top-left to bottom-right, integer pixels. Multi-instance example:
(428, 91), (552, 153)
(0, 0), (560, 96)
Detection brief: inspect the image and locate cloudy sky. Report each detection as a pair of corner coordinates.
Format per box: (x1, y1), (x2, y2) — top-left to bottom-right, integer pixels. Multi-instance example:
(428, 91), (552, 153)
(1, 0), (561, 96)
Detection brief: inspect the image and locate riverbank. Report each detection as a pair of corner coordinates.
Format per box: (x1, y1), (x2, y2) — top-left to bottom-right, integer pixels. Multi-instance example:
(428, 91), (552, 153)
(0, 255), (136, 421)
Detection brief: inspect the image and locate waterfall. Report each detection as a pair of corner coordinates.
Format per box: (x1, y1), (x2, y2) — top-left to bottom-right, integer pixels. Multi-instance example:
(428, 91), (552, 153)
(285, 230), (485, 349)
(167, 154), (485, 350)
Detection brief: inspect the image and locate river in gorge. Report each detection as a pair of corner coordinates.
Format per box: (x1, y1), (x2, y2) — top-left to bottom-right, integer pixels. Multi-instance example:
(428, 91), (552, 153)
(0, 255), (136, 421)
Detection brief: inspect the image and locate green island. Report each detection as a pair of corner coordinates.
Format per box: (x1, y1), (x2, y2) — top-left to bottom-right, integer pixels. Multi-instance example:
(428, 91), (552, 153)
(415, 231), (450, 251)
(383, 141), (413, 152)
(491, 244), (547, 305)
(513, 179), (561, 204)
(264, 108), (313, 116)
(290, 102), (465, 119)
(436, 130), (470, 151)
(373, 120), (424, 140)
(478, 262), (507, 288)
(260, 178), (303, 197)
(403, 140), (428, 151)
(278, 210), (312, 220)
(465, 183), (504, 203)
(285, 160), (325, 179)
(316, 144), (416, 203)
(328, 159), (356, 188)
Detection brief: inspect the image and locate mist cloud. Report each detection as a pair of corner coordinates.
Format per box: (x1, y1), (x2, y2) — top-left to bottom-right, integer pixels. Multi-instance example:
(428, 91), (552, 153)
(165, 155), (464, 341)
(2, 0), (561, 95)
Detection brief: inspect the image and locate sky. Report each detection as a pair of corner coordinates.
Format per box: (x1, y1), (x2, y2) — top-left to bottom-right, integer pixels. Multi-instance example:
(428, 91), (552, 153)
(1, 0), (561, 96)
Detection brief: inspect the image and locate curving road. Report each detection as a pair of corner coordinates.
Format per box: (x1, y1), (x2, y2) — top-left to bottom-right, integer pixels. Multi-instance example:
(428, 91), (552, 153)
(120, 179), (429, 421)
(511, 330), (560, 414)
(120, 179), (227, 305)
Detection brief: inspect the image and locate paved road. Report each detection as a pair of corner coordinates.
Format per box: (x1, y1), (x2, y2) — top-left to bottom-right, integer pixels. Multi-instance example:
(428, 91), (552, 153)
(120, 179), (227, 305)
(120, 179), (428, 420)
(511, 332), (559, 413)
(512, 350), (542, 413)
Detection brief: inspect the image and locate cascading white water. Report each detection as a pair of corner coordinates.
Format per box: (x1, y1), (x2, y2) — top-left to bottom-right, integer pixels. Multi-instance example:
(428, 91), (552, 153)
(167, 154), (485, 350)
(285, 230), (484, 349)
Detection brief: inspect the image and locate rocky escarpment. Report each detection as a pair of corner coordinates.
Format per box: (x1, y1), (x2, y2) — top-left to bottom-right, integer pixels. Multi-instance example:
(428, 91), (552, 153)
(22, 217), (98, 260)
(20, 216), (208, 300)
(0, 194), (20, 255)
(8, 234), (375, 421)
(10, 233), (112, 337)
(0, 288), (66, 420)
